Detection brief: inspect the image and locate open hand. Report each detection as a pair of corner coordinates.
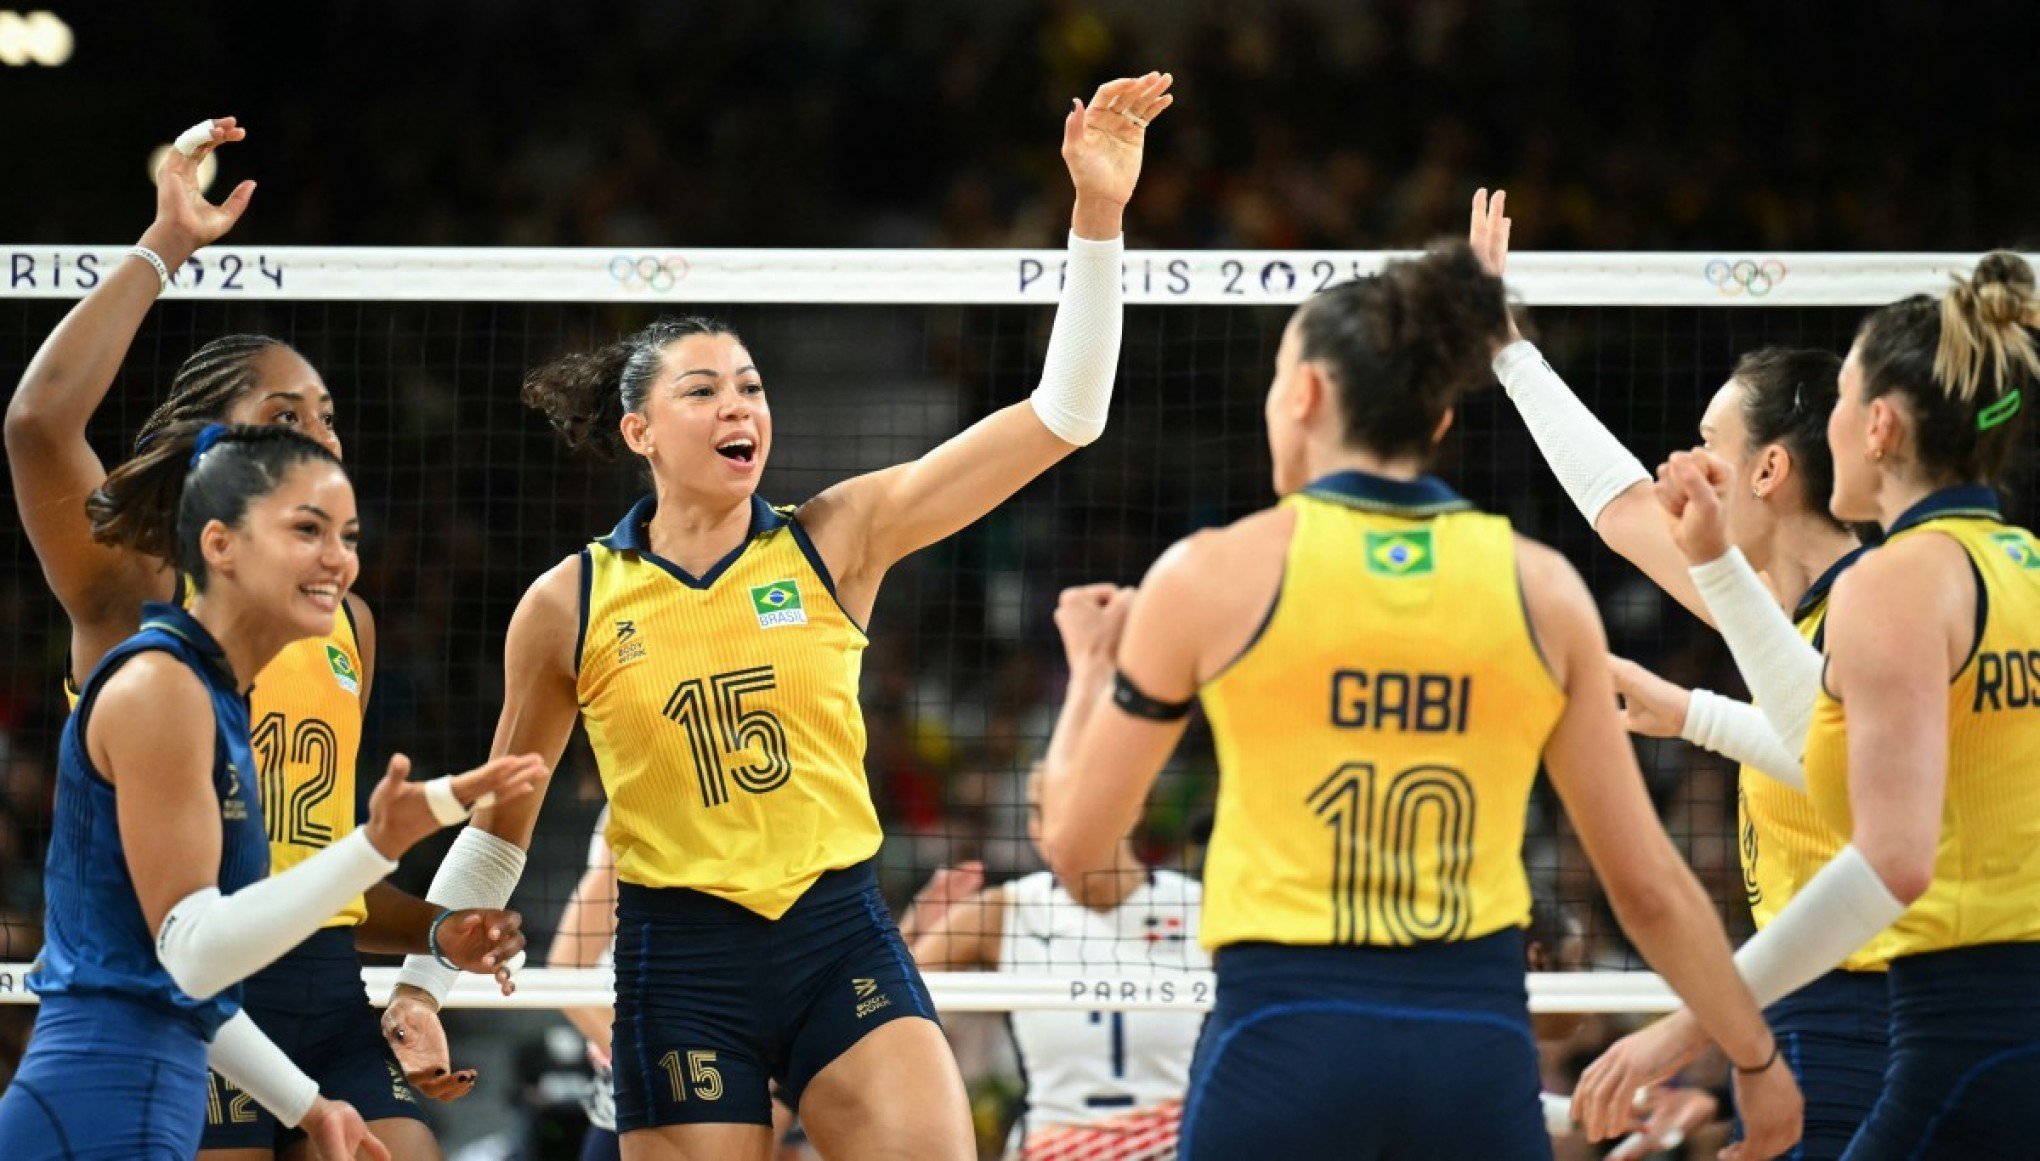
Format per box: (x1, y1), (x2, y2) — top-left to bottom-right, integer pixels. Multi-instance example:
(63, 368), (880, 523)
(1574, 1009), (1710, 1141)
(299, 1095), (390, 1161)
(381, 987), (479, 1102)
(359, 753), (547, 861)
(1063, 72), (1174, 213)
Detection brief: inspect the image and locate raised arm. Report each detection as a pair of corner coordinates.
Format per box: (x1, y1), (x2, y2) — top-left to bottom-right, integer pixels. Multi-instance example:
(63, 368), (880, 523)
(801, 74), (1173, 608)
(1469, 190), (1711, 621)
(1516, 538), (1801, 1157)
(5, 118), (255, 665)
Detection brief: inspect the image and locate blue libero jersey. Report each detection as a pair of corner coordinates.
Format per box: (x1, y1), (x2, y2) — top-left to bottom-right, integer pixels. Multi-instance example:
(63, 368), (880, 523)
(31, 602), (270, 1038)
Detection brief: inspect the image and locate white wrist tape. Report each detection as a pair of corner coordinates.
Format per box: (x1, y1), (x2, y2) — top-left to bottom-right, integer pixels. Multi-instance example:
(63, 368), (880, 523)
(1682, 689), (1805, 790)
(1541, 1093), (1574, 1135)
(1029, 231), (1124, 446)
(394, 826), (528, 1003)
(423, 775), (494, 826)
(1492, 340), (1651, 526)
(173, 120), (215, 158)
(1734, 845), (1905, 1007)
(1690, 548), (1824, 754)
(156, 829), (397, 1001)
(208, 1011), (320, 1127)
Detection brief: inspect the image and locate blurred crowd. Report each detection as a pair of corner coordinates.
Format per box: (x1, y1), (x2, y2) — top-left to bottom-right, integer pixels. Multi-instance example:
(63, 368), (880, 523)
(10, 1), (2035, 253)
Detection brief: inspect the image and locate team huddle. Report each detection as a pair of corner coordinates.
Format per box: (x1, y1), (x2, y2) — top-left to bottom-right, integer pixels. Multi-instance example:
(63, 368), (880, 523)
(0, 67), (2036, 1161)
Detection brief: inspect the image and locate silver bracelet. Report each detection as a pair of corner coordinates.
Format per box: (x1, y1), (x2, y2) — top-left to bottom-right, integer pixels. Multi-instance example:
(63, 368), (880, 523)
(124, 245), (172, 292)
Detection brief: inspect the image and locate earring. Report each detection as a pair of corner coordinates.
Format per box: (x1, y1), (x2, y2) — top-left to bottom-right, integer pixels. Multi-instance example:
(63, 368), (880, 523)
(1870, 447), (1884, 461)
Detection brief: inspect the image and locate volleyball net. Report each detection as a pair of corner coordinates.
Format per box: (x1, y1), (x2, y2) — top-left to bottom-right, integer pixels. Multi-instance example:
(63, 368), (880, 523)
(0, 246), (2020, 1019)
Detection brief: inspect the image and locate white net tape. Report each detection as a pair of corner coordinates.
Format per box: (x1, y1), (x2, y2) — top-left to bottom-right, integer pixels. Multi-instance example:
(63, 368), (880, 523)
(0, 246), (2018, 305)
(0, 965), (1675, 1013)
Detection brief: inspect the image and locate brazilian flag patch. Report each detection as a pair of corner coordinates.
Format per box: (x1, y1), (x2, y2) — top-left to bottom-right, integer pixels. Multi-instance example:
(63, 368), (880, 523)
(750, 580), (808, 628)
(1992, 531), (2040, 570)
(1365, 529), (1434, 577)
(326, 644), (360, 694)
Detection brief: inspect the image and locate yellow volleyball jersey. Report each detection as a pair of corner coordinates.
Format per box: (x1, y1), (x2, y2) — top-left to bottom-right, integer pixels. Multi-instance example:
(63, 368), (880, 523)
(65, 582), (368, 929)
(1806, 487), (2040, 957)
(577, 495), (879, 919)
(1198, 472), (1567, 951)
(1738, 546), (1898, 972)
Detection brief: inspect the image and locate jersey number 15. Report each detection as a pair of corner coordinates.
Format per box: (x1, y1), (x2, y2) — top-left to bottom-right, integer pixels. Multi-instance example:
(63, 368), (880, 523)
(663, 665), (794, 808)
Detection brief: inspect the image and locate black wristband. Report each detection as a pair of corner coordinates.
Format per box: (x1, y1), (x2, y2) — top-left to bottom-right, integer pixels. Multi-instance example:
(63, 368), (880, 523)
(1112, 670), (1193, 721)
(1732, 1041), (1781, 1075)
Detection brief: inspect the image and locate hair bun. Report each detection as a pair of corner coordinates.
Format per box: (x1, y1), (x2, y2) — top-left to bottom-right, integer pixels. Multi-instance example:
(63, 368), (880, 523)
(1970, 252), (2038, 330)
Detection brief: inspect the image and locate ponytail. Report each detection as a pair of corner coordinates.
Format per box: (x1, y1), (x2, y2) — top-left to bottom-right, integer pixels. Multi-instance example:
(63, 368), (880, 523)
(522, 316), (742, 461)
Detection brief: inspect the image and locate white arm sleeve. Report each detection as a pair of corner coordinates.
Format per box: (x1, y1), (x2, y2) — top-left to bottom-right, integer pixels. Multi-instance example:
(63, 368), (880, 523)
(156, 829), (396, 1001)
(1733, 845), (1906, 1008)
(392, 825), (528, 1003)
(1492, 340), (1652, 526)
(208, 1011), (320, 1127)
(1681, 689), (1805, 790)
(1028, 231), (1124, 446)
(1690, 549), (1826, 754)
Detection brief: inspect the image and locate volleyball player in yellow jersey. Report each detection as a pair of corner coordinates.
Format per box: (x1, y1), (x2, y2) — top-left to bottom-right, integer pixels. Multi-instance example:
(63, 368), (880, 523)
(5, 117), (525, 1159)
(1470, 191), (1892, 1156)
(385, 74), (1175, 1161)
(1035, 241), (1801, 1161)
(1579, 254), (2040, 1158)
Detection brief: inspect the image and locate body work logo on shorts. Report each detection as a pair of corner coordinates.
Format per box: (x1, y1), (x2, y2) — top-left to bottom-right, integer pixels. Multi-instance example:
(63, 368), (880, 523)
(326, 644), (360, 695)
(1365, 529), (1434, 577)
(750, 580), (807, 628)
(853, 977), (891, 1018)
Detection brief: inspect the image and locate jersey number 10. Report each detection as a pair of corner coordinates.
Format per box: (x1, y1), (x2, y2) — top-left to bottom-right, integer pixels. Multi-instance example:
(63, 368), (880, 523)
(1308, 762), (1475, 945)
(663, 665), (795, 808)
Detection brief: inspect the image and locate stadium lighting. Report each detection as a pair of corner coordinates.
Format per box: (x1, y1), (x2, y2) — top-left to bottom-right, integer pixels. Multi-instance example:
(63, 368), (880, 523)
(0, 10), (71, 66)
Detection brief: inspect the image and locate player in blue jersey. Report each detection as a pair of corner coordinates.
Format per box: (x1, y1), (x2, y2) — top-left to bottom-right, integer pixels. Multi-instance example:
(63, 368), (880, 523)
(0, 423), (545, 1160)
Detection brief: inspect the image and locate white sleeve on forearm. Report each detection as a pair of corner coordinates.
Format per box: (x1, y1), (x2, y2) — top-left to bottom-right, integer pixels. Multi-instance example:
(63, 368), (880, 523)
(1491, 340), (1651, 526)
(1733, 845), (1905, 1008)
(1690, 549), (1825, 754)
(392, 826), (528, 1003)
(156, 829), (396, 1001)
(208, 1011), (320, 1127)
(1029, 231), (1124, 446)
(1681, 689), (1805, 790)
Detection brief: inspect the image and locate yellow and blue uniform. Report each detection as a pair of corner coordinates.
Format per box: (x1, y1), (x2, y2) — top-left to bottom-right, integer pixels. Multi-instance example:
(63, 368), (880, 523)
(0, 604), (270, 1159)
(65, 588), (421, 1147)
(1179, 471), (1566, 1161)
(1733, 546), (1891, 1160)
(580, 494), (932, 1129)
(1802, 487), (2040, 1160)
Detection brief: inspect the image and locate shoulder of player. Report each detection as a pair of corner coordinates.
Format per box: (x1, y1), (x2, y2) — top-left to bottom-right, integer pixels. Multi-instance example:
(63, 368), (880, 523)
(89, 652), (214, 765)
(520, 554), (585, 621)
(1141, 507), (1292, 600)
(1829, 532), (1973, 622)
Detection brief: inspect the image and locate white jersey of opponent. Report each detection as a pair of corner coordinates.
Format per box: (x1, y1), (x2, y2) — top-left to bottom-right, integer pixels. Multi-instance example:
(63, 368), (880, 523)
(998, 869), (1207, 1143)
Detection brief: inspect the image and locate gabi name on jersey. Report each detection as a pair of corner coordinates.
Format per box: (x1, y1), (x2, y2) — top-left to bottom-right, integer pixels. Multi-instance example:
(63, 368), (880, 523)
(1330, 668), (1472, 734)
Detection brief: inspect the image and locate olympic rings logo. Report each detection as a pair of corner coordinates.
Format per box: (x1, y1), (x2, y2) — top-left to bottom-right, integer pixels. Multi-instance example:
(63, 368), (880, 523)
(1705, 258), (1788, 298)
(608, 255), (690, 292)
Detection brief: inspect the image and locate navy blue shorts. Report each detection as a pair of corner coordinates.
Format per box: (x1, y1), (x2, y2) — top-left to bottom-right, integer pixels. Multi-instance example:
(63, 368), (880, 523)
(0, 992), (210, 1159)
(612, 860), (937, 1130)
(580, 1125), (622, 1160)
(199, 927), (425, 1151)
(1180, 930), (1547, 1161)
(1843, 942), (2040, 1160)
(1733, 968), (1888, 1161)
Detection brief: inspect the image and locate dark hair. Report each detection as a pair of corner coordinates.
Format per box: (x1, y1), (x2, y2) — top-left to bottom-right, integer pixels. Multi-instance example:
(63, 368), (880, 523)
(88, 422), (346, 590)
(1732, 347), (1845, 528)
(1855, 251), (2040, 485)
(1296, 241), (1509, 462)
(133, 335), (298, 451)
(1526, 880), (1576, 968)
(521, 316), (743, 460)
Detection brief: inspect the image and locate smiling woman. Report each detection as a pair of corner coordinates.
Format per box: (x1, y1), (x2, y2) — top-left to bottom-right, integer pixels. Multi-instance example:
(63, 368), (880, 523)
(386, 70), (1176, 1161)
